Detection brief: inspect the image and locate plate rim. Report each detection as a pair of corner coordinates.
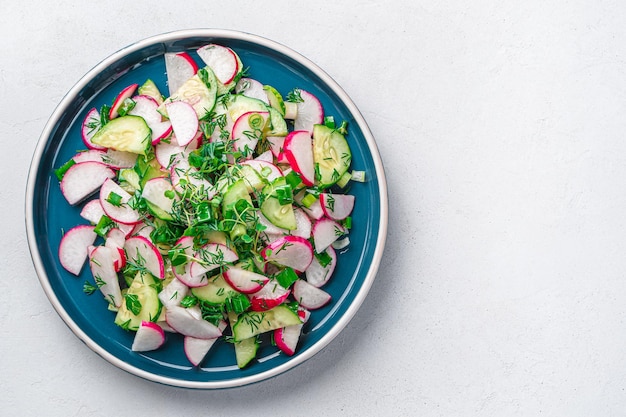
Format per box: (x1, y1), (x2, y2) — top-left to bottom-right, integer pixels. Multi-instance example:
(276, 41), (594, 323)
(25, 28), (388, 389)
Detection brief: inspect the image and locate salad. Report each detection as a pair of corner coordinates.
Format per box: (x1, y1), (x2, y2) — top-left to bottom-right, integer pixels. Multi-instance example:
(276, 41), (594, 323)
(54, 43), (362, 368)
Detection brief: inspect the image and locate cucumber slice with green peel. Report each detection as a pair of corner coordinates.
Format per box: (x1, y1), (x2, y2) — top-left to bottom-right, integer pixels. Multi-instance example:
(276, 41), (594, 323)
(221, 178), (252, 211)
(190, 274), (233, 304)
(263, 85), (286, 116)
(138, 79), (164, 105)
(114, 272), (162, 331)
(260, 177), (297, 230)
(312, 124), (352, 188)
(234, 335), (259, 368)
(222, 94), (268, 122)
(265, 106), (288, 137)
(90, 115), (151, 155)
(232, 305), (302, 342)
(160, 67), (218, 119)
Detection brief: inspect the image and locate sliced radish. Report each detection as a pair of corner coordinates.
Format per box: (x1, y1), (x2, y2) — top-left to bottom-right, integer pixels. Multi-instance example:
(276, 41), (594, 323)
(170, 159), (215, 199)
(155, 140), (186, 169)
(72, 149), (107, 164)
(165, 52), (199, 96)
(267, 136), (288, 164)
(60, 161), (115, 206)
(142, 177), (177, 215)
(131, 321), (166, 352)
(58, 225), (97, 275)
(197, 44), (239, 85)
(124, 236), (165, 279)
(261, 235), (313, 272)
(231, 111), (269, 158)
(109, 83), (138, 119)
(223, 266), (269, 294)
(151, 121), (173, 145)
(292, 89), (323, 134)
(319, 193), (355, 221)
(170, 235), (195, 285)
(305, 246), (336, 287)
(105, 228), (127, 271)
(249, 281), (290, 312)
(131, 221), (154, 239)
(81, 108), (106, 150)
(240, 159), (283, 184)
(89, 245), (122, 308)
(235, 78), (269, 104)
(291, 208), (312, 239)
(187, 243), (239, 284)
(165, 305), (222, 339)
(312, 217), (345, 253)
(158, 277), (189, 308)
(99, 178), (141, 225)
(128, 94), (162, 126)
(80, 199), (105, 224)
(184, 320), (227, 366)
(293, 279), (331, 310)
(274, 308), (310, 356)
(284, 130), (315, 186)
(166, 101), (199, 147)
(255, 150), (274, 163)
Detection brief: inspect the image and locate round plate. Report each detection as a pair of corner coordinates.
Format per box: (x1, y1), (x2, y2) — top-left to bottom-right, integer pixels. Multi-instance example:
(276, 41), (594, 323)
(26, 29), (388, 389)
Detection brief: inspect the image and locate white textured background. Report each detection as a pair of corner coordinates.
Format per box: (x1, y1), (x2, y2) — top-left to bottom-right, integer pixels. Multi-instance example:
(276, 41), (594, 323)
(3, 1), (626, 415)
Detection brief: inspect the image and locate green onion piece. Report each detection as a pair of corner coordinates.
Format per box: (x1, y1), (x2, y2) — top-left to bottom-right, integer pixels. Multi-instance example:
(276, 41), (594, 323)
(124, 293), (142, 315)
(94, 215), (114, 237)
(351, 170), (366, 183)
(54, 159), (76, 181)
(180, 295), (198, 308)
(301, 193), (318, 208)
(284, 170), (302, 189)
(324, 116), (336, 129)
(337, 120), (348, 135)
(275, 267), (299, 289)
(226, 293), (251, 315)
(342, 216), (352, 230)
(336, 171), (352, 188)
(196, 201), (212, 223)
(314, 251), (333, 268)
(275, 184), (293, 205)
(118, 97), (136, 117)
(106, 191), (123, 207)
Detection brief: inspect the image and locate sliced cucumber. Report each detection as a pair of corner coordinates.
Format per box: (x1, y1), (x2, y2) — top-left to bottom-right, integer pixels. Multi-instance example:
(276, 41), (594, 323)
(232, 305), (302, 342)
(265, 106), (288, 137)
(191, 274), (232, 304)
(312, 124), (352, 188)
(234, 335), (259, 368)
(114, 272), (161, 331)
(222, 178), (252, 239)
(160, 67), (218, 119)
(263, 85), (286, 116)
(260, 177), (297, 230)
(138, 79), (164, 105)
(91, 115), (151, 155)
(223, 94), (268, 122)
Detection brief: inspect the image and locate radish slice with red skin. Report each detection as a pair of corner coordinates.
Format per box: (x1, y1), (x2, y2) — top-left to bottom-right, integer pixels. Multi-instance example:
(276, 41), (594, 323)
(295, 190), (324, 221)
(170, 159), (215, 198)
(284, 130), (315, 186)
(291, 208), (312, 239)
(255, 150), (274, 163)
(99, 178), (141, 225)
(81, 107), (106, 151)
(131, 321), (166, 352)
(249, 281), (290, 312)
(80, 199), (105, 224)
(187, 243), (239, 285)
(128, 94), (162, 126)
(293, 279), (332, 310)
(240, 159), (283, 185)
(305, 246), (337, 287)
(89, 245), (122, 307)
(197, 44), (239, 85)
(72, 149), (107, 164)
(171, 236), (195, 285)
(158, 277), (189, 308)
(312, 217), (345, 253)
(151, 121), (173, 145)
(142, 177), (177, 215)
(319, 193), (355, 221)
(105, 228), (127, 272)
(60, 161), (115, 206)
(165, 305), (222, 339)
(124, 235), (165, 279)
(274, 308), (310, 356)
(165, 52), (199, 96)
(266, 136), (288, 163)
(109, 83), (138, 119)
(58, 225), (97, 275)
(131, 221), (154, 239)
(184, 320), (227, 366)
(166, 101), (199, 147)
(261, 235), (313, 273)
(231, 111), (269, 159)
(292, 89), (323, 134)
(223, 266), (269, 294)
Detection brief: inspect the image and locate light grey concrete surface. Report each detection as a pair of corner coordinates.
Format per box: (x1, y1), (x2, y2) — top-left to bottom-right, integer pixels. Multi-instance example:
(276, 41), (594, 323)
(3, 1), (626, 415)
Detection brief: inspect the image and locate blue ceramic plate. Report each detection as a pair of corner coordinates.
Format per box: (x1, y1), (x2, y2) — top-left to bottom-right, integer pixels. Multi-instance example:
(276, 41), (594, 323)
(26, 29), (387, 389)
